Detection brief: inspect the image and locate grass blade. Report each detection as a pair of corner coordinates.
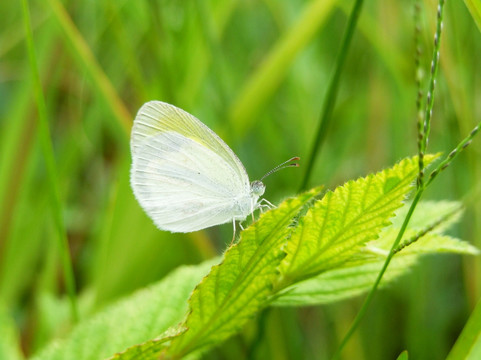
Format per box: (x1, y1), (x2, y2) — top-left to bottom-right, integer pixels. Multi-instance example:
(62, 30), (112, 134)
(446, 297), (481, 360)
(299, 0), (365, 191)
(229, 0), (336, 137)
(464, 0), (481, 32)
(21, 0), (78, 322)
(46, 0), (132, 137)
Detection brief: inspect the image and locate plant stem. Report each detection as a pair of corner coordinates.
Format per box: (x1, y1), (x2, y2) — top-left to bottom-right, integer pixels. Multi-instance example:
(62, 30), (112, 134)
(332, 188), (424, 359)
(21, 0), (79, 323)
(419, 0), (446, 183)
(393, 202), (462, 254)
(47, 0), (132, 137)
(333, 120), (480, 359)
(414, 0), (425, 187)
(333, 2), (447, 355)
(426, 121), (481, 187)
(299, 0), (365, 191)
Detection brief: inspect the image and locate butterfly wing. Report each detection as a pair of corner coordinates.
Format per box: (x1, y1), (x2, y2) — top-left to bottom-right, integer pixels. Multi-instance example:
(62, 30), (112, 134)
(130, 101), (252, 232)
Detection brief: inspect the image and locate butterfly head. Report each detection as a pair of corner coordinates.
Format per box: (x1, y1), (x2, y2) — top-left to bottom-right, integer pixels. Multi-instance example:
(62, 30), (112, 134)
(251, 180), (266, 197)
(250, 157), (300, 199)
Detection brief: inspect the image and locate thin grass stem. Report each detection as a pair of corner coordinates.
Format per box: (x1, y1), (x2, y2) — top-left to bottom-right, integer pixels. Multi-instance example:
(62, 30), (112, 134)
(47, 0), (132, 137)
(426, 121), (481, 187)
(332, 188), (424, 359)
(21, 0), (79, 323)
(334, 115), (480, 357)
(333, 1), (447, 356)
(299, 0), (365, 191)
(393, 202), (462, 254)
(414, 0), (425, 187)
(195, 0), (231, 112)
(419, 0), (446, 169)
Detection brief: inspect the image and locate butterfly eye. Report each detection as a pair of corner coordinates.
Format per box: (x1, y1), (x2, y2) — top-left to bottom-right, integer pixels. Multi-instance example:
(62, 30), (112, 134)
(251, 180), (265, 197)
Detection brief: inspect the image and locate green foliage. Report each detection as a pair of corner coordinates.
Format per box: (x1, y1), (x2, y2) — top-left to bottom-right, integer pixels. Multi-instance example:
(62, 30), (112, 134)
(31, 261), (215, 360)
(0, 305), (24, 360)
(116, 187), (321, 359)
(229, 0), (336, 136)
(2, 0), (481, 359)
(279, 155), (433, 285)
(464, 0), (481, 32)
(32, 157), (477, 359)
(275, 201), (478, 306)
(446, 297), (481, 360)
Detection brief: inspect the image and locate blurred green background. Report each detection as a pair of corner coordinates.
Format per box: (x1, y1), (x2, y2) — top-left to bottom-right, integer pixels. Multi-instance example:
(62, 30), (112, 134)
(1, 0), (480, 359)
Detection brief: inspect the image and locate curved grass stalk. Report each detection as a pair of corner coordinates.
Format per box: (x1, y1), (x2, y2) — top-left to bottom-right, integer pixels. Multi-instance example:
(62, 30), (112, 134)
(21, 0), (79, 322)
(332, 0), (449, 357)
(47, 0), (132, 137)
(299, 0), (365, 191)
(331, 188), (423, 359)
(426, 121), (481, 187)
(418, 0), (445, 185)
(333, 114), (480, 358)
(414, 0), (425, 187)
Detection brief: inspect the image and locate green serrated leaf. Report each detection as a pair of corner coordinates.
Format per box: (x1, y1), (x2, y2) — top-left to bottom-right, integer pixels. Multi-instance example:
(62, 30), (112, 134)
(165, 188), (321, 358)
(32, 156), (478, 359)
(369, 201), (478, 256)
(273, 255), (418, 306)
(387, 230), (478, 256)
(273, 230), (476, 307)
(109, 331), (183, 360)
(279, 155), (436, 285)
(114, 188), (320, 359)
(390, 200), (463, 232)
(273, 200), (478, 306)
(31, 262), (215, 360)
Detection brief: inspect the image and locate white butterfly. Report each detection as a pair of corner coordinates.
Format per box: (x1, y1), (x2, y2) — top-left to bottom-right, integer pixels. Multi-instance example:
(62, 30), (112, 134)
(130, 101), (298, 234)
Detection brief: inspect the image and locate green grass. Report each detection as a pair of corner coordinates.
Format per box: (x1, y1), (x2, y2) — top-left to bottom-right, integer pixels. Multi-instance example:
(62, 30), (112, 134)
(0, 0), (480, 359)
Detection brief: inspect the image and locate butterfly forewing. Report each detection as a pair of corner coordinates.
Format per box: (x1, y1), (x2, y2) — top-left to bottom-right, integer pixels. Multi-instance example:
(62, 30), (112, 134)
(130, 101), (253, 232)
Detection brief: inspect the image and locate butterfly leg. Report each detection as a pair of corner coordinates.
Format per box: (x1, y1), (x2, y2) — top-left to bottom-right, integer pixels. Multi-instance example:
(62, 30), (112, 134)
(250, 199), (256, 222)
(230, 218), (245, 246)
(230, 218), (237, 246)
(259, 198), (276, 209)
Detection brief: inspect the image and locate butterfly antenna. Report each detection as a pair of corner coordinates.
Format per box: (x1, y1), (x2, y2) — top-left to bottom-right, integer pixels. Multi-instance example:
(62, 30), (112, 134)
(261, 157), (300, 180)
